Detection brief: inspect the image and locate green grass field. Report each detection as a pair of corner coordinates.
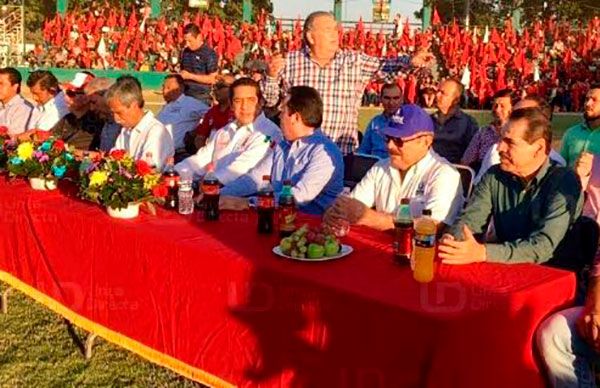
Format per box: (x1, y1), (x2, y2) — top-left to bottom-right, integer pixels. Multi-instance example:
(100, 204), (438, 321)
(0, 107), (584, 387)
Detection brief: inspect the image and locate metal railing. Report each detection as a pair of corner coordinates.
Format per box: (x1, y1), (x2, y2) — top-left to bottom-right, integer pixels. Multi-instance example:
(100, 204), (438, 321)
(0, 4), (24, 66)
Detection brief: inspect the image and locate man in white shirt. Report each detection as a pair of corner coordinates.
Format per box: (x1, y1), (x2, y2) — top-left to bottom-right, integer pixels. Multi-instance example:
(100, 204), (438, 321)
(157, 74), (208, 153)
(107, 75), (174, 170)
(324, 104), (464, 231)
(175, 77), (280, 185)
(26, 70), (68, 131)
(0, 67), (35, 135)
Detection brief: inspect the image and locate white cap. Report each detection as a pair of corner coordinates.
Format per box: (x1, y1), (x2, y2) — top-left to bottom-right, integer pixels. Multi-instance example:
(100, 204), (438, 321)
(65, 72), (95, 91)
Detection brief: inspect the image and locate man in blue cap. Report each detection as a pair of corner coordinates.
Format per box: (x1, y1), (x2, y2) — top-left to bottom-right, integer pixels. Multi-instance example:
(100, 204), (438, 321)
(324, 104), (464, 231)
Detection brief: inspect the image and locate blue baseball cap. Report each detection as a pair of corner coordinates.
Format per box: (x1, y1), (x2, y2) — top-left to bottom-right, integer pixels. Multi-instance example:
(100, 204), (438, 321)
(382, 104), (434, 139)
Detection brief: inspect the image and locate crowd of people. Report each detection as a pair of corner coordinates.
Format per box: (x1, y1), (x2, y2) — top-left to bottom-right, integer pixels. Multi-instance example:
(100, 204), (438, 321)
(3, 9), (600, 386)
(34, 4), (600, 112)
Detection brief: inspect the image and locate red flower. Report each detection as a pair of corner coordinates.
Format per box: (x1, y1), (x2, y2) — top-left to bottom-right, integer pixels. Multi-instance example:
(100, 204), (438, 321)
(152, 183), (168, 198)
(0, 126), (8, 136)
(35, 130), (51, 141)
(135, 160), (152, 176)
(109, 149), (127, 160)
(53, 139), (65, 152)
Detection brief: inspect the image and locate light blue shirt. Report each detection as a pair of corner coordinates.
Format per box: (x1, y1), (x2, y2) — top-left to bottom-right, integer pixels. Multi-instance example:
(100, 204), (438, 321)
(157, 94), (208, 149)
(356, 113), (389, 159)
(221, 129), (344, 215)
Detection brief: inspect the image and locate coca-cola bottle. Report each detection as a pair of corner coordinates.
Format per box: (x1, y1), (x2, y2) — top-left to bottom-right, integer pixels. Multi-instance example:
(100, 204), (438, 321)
(162, 157), (179, 210)
(257, 175), (275, 234)
(201, 163), (220, 221)
(394, 198), (413, 266)
(278, 180), (296, 237)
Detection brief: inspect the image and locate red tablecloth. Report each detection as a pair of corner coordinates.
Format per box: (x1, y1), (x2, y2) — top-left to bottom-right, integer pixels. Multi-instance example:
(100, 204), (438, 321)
(0, 178), (575, 387)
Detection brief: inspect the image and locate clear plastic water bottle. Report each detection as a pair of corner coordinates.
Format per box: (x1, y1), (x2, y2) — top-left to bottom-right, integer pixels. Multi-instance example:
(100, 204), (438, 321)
(178, 168), (194, 215)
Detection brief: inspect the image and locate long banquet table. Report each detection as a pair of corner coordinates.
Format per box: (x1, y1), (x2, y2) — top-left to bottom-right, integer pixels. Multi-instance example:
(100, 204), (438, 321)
(0, 178), (576, 387)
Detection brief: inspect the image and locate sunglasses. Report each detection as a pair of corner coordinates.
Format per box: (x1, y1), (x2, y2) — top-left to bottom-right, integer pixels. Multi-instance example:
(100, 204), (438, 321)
(385, 134), (427, 147)
(66, 90), (85, 98)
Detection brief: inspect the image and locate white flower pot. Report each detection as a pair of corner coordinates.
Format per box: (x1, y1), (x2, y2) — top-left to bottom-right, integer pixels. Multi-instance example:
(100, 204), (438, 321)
(106, 203), (140, 219)
(29, 177), (58, 191)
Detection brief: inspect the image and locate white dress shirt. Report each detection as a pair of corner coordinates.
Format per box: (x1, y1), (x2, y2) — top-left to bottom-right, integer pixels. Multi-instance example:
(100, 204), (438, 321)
(29, 91), (69, 131)
(0, 94), (35, 135)
(112, 111), (174, 171)
(350, 150), (464, 225)
(475, 143), (567, 184)
(175, 113), (281, 185)
(157, 94), (208, 150)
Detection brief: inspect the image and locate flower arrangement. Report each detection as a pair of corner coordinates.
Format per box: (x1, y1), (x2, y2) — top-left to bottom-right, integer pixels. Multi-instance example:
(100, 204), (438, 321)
(79, 149), (168, 212)
(6, 132), (76, 184)
(0, 126), (14, 169)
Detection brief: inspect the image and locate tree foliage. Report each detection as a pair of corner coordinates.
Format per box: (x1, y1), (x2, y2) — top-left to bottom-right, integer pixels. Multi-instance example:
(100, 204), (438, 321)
(419, 0), (599, 27)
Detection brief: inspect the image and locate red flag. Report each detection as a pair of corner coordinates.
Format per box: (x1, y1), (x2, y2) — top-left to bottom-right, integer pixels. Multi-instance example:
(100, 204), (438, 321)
(432, 8), (441, 26)
(127, 7), (138, 31)
(406, 75), (417, 104)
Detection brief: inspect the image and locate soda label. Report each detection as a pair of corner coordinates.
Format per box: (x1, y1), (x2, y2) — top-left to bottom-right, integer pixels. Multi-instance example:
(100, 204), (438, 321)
(279, 207), (297, 230)
(202, 184), (220, 195)
(258, 197), (275, 209)
(165, 176), (179, 187)
(414, 233), (435, 248)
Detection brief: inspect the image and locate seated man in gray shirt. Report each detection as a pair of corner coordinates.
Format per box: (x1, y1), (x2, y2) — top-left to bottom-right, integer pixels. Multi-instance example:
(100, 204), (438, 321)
(431, 78), (479, 164)
(220, 86), (344, 215)
(438, 107), (582, 264)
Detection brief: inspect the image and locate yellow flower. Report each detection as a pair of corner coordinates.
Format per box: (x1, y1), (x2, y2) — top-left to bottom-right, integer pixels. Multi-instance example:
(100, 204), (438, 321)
(89, 171), (108, 187)
(143, 174), (160, 190)
(17, 142), (34, 160)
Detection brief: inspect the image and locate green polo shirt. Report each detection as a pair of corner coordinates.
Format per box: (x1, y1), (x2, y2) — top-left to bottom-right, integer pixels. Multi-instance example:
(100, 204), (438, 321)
(449, 159), (583, 263)
(560, 121), (600, 167)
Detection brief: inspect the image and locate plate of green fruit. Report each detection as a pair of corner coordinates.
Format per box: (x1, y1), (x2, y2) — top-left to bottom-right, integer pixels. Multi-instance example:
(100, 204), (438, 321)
(273, 224), (353, 261)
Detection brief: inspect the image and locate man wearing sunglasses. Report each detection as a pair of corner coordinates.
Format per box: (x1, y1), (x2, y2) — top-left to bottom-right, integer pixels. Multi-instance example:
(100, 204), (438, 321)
(50, 72), (105, 150)
(324, 104), (464, 231)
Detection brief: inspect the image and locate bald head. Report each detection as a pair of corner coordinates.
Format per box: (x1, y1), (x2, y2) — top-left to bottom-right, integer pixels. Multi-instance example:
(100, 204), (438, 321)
(436, 78), (463, 114)
(84, 77), (114, 96)
(514, 96), (552, 121)
(84, 77), (114, 118)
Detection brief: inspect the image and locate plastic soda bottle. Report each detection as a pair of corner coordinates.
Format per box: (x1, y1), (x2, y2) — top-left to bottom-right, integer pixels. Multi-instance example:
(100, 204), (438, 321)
(201, 163), (220, 221)
(278, 180), (296, 237)
(162, 157), (179, 210)
(257, 175), (275, 234)
(394, 198), (413, 265)
(413, 209), (436, 283)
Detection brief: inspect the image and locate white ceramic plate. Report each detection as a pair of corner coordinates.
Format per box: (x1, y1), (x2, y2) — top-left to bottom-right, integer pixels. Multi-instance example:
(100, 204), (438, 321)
(272, 244), (353, 262)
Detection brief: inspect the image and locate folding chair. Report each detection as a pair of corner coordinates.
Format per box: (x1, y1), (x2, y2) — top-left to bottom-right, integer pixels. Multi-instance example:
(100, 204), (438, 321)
(452, 164), (476, 200)
(343, 153), (380, 189)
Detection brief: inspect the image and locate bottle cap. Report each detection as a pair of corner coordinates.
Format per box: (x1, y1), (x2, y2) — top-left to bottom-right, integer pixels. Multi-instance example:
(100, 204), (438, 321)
(422, 209), (432, 216)
(179, 168), (192, 182)
(400, 198), (410, 205)
(283, 179), (292, 186)
(281, 185), (292, 196)
(262, 175), (271, 182)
